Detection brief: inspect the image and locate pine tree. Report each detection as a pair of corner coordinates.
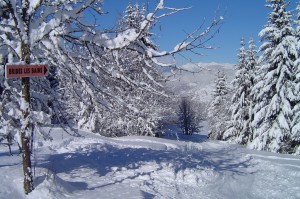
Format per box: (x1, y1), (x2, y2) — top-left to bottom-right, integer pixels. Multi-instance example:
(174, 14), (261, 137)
(291, 2), (300, 154)
(296, 2), (300, 34)
(208, 70), (231, 140)
(250, 0), (298, 153)
(246, 38), (258, 143)
(225, 38), (253, 144)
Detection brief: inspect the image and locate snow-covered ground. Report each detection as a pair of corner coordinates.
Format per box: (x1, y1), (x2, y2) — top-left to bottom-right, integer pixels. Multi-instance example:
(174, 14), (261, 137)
(0, 127), (299, 199)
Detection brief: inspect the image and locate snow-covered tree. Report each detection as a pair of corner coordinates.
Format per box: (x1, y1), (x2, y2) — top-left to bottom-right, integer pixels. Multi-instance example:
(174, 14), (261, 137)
(224, 38), (257, 144)
(250, 0), (298, 153)
(293, 62), (300, 154)
(0, 0), (79, 193)
(246, 38), (258, 143)
(81, 49), (169, 137)
(296, 2), (300, 34)
(292, 2), (300, 154)
(74, 3), (168, 137)
(0, 0), (223, 193)
(208, 70), (231, 140)
(224, 38), (250, 143)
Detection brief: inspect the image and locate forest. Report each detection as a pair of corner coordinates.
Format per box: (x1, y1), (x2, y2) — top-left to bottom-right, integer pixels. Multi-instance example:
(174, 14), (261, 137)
(0, 0), (299, 197)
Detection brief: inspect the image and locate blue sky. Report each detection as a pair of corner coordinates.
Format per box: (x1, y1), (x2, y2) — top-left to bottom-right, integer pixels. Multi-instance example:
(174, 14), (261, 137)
(99, 0), (298, 64)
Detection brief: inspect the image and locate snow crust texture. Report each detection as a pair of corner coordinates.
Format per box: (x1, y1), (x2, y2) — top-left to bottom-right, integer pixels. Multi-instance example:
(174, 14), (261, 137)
(0, 128), (299, 199)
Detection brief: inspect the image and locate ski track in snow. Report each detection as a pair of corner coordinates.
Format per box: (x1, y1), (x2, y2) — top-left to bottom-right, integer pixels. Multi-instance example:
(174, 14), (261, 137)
(0, 128), (299, 199)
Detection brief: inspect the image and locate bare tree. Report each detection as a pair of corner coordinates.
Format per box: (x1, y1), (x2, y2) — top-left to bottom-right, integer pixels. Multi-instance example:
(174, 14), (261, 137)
(178, 97), (201, 135)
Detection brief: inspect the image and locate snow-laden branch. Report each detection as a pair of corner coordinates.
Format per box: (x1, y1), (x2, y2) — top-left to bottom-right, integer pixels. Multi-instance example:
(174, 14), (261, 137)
(92, 0), (223, 69)
(156, 6), (192, 19)
(0, 0), (223, 142)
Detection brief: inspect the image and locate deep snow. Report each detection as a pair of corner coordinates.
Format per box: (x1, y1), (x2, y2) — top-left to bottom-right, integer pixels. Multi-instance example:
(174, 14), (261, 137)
(0, 126), (299, 199)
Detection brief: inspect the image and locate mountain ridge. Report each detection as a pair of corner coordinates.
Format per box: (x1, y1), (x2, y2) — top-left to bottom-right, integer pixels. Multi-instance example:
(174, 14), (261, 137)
(167, 62), (235, 103)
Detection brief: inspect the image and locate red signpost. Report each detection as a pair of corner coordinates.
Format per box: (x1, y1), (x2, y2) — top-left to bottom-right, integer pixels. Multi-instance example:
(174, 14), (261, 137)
(5, 64), (48, 78)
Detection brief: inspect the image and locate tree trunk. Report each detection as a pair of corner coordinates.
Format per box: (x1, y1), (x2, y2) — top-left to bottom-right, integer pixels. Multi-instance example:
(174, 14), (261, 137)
(20, 37), (34, 193)
(20, 76), (33, 194)
(7, 132), (13, 155)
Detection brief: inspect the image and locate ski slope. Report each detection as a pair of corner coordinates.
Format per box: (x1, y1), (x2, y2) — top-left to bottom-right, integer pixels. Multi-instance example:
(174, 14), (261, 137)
(0, 127), (299, 199)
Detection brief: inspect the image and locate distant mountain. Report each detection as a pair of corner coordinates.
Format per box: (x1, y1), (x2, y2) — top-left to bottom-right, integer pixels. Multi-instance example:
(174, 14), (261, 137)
(166, 62), (235, 103)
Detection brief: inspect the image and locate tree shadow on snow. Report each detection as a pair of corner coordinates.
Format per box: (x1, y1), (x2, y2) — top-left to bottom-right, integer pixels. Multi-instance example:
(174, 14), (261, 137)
(37, 141), (256, 194)
(34, 172), (88, 192)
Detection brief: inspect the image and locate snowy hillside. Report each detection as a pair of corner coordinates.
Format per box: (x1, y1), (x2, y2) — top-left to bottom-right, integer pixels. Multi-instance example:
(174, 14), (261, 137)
(167, 62), (235, 102)
(1, 128), (299, 199)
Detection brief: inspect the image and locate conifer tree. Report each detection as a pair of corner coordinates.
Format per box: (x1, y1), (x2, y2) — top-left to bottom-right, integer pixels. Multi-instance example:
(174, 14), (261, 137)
(291, 2), (300, 154)
(296, 2), (300, 34)
(246, 38), (258, 143)
(250, 0), (298, 153)
(208, 70), (231, 140)
(225, 38), (253, 144)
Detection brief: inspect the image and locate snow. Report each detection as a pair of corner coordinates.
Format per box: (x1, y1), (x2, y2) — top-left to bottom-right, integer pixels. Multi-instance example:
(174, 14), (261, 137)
(0, 127), (299, 199)
(157, 0), (164, 10)
(172, 42), (189, 52)
(167, 62), (235, 103)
